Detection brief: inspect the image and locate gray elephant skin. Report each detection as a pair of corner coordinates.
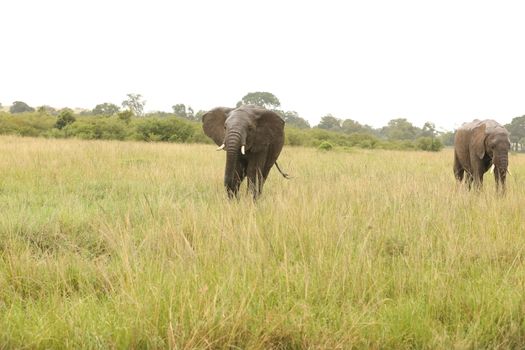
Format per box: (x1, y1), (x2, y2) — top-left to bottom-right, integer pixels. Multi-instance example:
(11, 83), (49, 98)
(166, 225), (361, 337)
(202, 105), (287, 199)
(454, 119), (510, 193)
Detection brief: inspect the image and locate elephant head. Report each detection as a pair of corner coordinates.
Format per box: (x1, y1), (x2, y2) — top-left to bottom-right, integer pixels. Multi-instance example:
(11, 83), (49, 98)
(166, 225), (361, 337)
(202, 105), (285, 198)
(470, 121), (511, 192)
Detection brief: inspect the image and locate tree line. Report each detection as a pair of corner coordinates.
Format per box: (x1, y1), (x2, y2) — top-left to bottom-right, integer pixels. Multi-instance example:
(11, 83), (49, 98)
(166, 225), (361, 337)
(2, 92), (525, 151)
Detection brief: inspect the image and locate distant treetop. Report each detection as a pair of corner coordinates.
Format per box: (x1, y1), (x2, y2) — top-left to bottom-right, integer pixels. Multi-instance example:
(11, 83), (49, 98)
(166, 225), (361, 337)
(237, 92), (281, 109)
(10, 101), (35, 114)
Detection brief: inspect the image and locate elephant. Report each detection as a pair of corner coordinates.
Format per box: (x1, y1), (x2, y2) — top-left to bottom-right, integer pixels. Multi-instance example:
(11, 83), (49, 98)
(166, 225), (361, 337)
(453, 119), (510, 193)
(202, 105), (289, 199)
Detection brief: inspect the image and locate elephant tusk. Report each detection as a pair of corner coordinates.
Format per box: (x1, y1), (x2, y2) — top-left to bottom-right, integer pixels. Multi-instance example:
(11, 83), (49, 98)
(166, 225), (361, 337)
(241, 145), (245, 155)
(216, 144), (225, 151)
(489, 164), (495, 174)
(508, 168), (512, 176)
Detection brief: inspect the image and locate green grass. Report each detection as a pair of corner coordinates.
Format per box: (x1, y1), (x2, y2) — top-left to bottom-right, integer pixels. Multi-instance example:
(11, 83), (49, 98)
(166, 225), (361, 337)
(0, 135), (524, 349)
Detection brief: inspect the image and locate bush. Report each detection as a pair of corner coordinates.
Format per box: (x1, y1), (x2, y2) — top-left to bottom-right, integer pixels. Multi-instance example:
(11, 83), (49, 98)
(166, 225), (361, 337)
(117, 110), (133, 124)
(416, 137), (443, 152)
(55, 110), (76, 130)
(0, 112), (56, 137)
(131, 117), (195, 142)
(0, 112), (445, 152)
(318, 141), (333, 151)
(66, 118), (127, 140)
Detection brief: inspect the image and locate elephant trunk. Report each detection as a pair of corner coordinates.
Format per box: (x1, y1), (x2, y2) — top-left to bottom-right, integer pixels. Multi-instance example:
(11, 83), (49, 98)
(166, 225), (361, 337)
(224, 130), (243, 196)
(494, 151), (508, 192)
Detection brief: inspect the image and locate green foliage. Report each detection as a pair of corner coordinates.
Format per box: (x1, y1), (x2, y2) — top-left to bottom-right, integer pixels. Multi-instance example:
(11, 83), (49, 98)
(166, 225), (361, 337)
(237, 91), (281, 109)
(505, 115), (525, 151)
(415, 136), (444, 151)
(318, 141), (333, 151)
(0, 112), (56, 136)
(172, 104), (198, 121)
(317, 114), (342, 131)
(284, 125), (443, 151)
(54, 110), (76, 130)
(279, 110), (310, 129)
(419, 121), (436, 137)
(36, 105), (57, 115)
(195, 110), (206, 121)
(65, 117), (127, 140)
(122, 93), (146, 117)
(0, 112), (443, 151)
(172, 103), (187, 118)
(341, 118), (371, 134)
(117, 110), (133, 124)
(10, 101), (35, 114)
(92, 103), (120, 116)
(382, 118), (420, 140)
(131, 117), (194, 142)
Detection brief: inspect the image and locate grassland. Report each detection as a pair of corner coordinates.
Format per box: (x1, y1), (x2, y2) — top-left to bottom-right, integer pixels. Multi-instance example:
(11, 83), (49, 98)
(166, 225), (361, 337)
(0, 135), (524, 349)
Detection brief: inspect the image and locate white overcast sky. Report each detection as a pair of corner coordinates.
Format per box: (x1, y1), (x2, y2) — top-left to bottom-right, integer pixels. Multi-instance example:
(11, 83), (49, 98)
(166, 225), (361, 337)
(2, 0), (525, 131)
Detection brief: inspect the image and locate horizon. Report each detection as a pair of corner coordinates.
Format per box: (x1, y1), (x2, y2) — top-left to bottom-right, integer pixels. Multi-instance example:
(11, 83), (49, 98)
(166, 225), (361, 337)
(1, 96), (523, 132)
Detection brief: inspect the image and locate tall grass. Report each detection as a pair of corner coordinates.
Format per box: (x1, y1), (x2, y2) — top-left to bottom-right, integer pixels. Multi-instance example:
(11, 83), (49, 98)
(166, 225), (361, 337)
(0, 135), (524, 348)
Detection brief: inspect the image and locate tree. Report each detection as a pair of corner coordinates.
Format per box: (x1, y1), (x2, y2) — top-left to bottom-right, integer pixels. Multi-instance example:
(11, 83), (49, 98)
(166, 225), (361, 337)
(54, 109), (76, 129)
(317, 114), (342, 131)
(172, 104), (187, 118)
(419, 122), (436, 138)
(93, 103), (120, 116)
(237, 92), (281, 109)
(341, 119), (373, 134)
(172, 104), (198, 121)
(187, 107), (195, 120)
(195, 110), (206, 121)
(10, 101), (35, 114)
(37, 105), (57, 115)
(280, 110), (310, 129)
(381, 118), (419, 140)
(505, 116), (525, 151)
(122, 93), (146, 117)
(439, 131), (455, 147)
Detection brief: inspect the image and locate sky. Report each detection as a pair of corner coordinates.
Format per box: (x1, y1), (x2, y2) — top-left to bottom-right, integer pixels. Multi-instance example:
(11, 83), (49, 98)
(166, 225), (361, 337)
(2, 0), (525, 131)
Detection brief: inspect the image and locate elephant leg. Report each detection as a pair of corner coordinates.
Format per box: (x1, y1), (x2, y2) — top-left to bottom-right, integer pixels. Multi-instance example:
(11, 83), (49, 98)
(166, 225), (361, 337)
(453, 153), (464, 184)
(473, 170), (484, 191)
(465, 172), (473, 190)
(246, 151), (267, 199)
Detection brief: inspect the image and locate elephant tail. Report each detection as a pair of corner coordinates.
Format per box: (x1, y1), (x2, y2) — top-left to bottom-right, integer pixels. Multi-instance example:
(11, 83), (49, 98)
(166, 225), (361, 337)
(275, 162), (292, 179)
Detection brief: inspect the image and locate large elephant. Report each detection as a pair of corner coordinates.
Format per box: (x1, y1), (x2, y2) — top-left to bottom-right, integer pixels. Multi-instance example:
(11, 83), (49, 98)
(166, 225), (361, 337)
(202, 105), (288, 199)
(454, 119), (510, 193)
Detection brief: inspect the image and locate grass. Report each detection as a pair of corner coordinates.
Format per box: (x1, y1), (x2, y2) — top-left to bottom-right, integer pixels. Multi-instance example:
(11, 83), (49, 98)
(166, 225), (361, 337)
(0, 135), (525, 349)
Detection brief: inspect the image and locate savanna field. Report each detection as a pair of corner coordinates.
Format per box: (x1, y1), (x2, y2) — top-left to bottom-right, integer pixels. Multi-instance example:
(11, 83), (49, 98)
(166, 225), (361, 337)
(1, 135), (525, 349)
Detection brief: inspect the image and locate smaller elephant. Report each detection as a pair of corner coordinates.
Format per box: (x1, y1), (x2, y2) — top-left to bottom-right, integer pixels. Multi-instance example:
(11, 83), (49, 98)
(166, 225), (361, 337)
(202, 105), (289, 199)
(454, 119), (510, 193)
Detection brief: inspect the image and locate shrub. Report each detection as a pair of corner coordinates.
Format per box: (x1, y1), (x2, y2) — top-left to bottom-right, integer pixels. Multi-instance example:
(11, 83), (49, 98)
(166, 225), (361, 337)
(66, 118), (127, 140)
(318, 141), (333, 151)
(131, 117), (195, 142)
(55, 110), (76, 130)
(416, 137), (443, 152)
(117, 110), (133, 124)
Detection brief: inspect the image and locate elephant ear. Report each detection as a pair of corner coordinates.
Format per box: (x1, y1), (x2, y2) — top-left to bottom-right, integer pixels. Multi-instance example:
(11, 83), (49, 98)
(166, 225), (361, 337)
(251, 109), (285, 153)
(202, 107), (234, 146)
(471, 123), (487, 159)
